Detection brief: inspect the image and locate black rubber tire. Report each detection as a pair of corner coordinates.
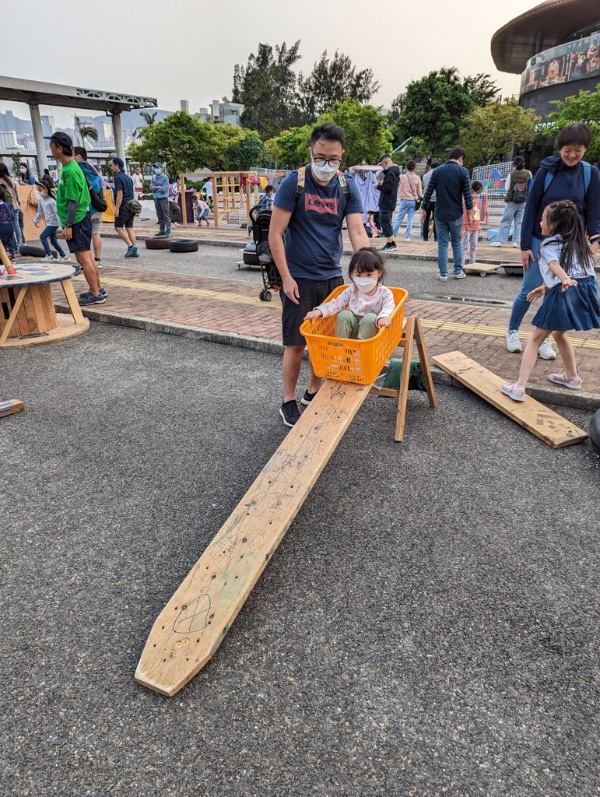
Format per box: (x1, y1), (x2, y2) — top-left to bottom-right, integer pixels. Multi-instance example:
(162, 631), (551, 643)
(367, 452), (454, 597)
(145, 237), (171, 250)
(169, 239), (199, 253)
(590, 409), (600, 451)
(19, 244), (46, 258)
(503, 266), (524, 276)
(259, 289), (272, 302)
(243, 251), (260, 266)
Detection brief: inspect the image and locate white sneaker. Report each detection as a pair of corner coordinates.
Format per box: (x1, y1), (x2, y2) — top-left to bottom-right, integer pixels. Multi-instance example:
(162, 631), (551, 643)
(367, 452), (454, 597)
(436, 274), (448, 281)
(506, 330), (522, 353)
(41, 255), (55, 262)
(538, 338), (557, 360)
(490, 241), (502, 247)
(453, 271), (467, 279)
(58, 256), (71, 263)
(512, 242), (519, 248)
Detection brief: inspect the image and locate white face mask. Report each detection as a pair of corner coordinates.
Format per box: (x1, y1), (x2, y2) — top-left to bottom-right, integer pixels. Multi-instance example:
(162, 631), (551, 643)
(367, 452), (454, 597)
(353, 276), (378, 294)
(311, 161), (338, 181)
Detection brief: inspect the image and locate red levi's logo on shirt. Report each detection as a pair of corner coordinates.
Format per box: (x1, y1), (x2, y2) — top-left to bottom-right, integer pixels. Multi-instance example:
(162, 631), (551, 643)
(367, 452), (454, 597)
(304, 192), (339, 214)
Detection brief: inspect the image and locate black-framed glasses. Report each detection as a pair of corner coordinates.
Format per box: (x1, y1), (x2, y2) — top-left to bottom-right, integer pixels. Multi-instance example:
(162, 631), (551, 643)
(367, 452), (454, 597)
(311, 151), (342, 168)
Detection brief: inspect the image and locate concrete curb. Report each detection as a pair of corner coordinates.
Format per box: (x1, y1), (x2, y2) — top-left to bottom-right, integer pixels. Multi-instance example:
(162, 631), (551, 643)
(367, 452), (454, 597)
(56, 305), (600, 412)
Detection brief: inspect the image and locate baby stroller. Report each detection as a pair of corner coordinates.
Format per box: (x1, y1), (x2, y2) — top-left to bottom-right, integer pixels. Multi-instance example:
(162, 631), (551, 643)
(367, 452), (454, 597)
(249, 205), (282, 301)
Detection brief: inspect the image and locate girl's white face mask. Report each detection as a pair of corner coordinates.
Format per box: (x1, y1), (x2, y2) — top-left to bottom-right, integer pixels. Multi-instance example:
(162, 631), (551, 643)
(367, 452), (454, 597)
(353, 276), (378, 294)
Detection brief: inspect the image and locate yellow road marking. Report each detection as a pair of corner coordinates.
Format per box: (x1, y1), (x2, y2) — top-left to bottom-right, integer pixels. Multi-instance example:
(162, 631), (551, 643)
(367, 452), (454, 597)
(98, 276), (281, 309)
(79, 277), (600, 349)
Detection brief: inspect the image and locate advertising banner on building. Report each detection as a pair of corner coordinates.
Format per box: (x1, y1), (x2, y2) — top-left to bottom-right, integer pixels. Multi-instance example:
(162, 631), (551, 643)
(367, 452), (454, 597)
(521, 31), (600, 94)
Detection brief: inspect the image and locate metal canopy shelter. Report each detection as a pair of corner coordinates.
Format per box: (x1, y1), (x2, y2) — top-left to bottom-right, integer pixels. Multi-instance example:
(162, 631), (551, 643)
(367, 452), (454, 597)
(0, 74), (158, 170)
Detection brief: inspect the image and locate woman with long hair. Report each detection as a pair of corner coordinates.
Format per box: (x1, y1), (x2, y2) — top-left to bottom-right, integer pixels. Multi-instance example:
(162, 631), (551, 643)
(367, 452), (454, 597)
(505, 124), (600, 359)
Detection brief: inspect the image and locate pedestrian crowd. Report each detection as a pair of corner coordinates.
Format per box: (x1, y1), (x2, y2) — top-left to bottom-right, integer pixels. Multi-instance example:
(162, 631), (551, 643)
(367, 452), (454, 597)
(267, 120), (599, 428)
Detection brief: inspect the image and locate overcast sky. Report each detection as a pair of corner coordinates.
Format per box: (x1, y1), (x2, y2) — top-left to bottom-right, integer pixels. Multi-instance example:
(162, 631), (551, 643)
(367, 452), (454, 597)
(1, 0), (542, 127)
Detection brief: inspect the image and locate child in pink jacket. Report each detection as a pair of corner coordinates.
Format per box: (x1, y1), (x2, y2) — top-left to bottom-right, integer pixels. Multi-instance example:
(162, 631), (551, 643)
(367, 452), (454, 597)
(462, 181), (488, 264)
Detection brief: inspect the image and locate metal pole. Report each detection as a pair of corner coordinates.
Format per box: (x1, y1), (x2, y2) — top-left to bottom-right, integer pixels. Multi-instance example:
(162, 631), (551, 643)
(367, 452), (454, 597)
(29, 104), (48, 174)
(111, 111), (126, 163)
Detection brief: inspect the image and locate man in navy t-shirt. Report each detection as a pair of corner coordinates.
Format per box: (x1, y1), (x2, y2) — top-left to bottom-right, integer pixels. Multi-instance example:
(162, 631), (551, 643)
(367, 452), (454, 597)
(111, 157), (138, 258)
(269, 122), (369, 427)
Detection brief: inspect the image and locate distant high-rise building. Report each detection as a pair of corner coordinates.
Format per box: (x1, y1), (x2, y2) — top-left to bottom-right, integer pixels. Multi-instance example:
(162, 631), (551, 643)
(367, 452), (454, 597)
(0, 130), (18, 149)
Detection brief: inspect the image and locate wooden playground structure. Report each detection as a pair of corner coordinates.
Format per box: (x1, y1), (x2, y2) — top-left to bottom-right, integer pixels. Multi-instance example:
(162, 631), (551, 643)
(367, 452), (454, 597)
(178, 171), (260, 229)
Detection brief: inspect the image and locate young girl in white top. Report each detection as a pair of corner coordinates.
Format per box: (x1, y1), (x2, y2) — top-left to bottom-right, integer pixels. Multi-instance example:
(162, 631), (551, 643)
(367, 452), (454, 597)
(33, 178), (70, 262)
(304, 247), (395, 340)
(501, 199), (600, 400)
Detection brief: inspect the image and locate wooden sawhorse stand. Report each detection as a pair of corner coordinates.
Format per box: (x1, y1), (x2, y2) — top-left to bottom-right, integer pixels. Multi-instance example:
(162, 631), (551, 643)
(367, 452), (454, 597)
(370, 316), (437, 441)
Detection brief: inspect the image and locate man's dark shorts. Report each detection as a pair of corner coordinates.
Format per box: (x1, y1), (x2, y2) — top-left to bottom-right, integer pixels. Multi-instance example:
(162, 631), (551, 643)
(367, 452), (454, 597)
(115, 204), (135, 229)
(379, 209), (393, 238)
(67, 212), (92, 253)
(281, 275), (344, 346)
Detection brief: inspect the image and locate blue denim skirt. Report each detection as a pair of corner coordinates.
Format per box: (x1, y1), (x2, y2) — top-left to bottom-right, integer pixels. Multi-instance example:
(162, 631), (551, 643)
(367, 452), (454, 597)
(532, 276), (600, 331)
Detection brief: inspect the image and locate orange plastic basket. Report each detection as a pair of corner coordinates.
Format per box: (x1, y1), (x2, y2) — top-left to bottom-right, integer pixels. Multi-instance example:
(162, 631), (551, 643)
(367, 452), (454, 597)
(300, 285), (408, 384)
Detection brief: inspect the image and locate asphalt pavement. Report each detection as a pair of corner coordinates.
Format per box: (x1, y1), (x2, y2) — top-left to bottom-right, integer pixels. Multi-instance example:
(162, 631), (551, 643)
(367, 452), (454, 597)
(2, 324), (600, 796)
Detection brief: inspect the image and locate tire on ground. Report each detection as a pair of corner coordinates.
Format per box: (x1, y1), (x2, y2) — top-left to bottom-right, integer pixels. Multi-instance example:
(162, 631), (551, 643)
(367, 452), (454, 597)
(169, 239), (199, 253)
(145, 237), (172, 250)
(19, 244), (46, 258)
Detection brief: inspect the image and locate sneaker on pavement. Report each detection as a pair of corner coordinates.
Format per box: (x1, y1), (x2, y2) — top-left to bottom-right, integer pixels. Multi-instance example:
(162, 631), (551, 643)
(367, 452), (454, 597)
(490, 241), (502, 247)
(512, 242), (519, 248)
(78, 292), (106, 306)
(548, 372), (582, 389)
(453, 271), (467, 279)
(58, 255), (71, 263)
(95, 259), (102, 268)
(436, 274), (448, 281)
(124, 246), (139, 258)
(500, 382), (525, 402)
(506, 330), (522, 353)
(382, 242), (397, 252)
(300, 390), (318, 407)
(79, 288), (107, 299)
(41, 255), (55, 263)
(154, 232), (167, 238)
(538, 338), (557, 360)
(279, 400), (301, 427)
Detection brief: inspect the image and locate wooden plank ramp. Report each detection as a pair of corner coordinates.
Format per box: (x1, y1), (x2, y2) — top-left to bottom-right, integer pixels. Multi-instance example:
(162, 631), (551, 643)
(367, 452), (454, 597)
(432, 351), (588, 448)
(135, 379), (371, 696)
(0, 399), (25, 418)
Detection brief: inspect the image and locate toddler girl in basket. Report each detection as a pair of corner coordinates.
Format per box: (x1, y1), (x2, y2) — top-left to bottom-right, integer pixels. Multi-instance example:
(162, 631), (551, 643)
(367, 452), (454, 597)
(304, 247), (395, 339)
(501, 199), (600, 401)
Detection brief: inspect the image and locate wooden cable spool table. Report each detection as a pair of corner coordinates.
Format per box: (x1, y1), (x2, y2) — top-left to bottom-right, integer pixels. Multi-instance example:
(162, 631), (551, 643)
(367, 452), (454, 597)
(0, 263), (89, 348)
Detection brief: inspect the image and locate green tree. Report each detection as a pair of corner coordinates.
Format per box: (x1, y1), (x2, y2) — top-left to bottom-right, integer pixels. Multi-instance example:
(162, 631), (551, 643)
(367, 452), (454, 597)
(74, 115), (98, 147)
(318, 99), (392, 168)
(265, 126), (312, 168)
(547, 86), (600, 162)
(10, 152), (22, 179)
(459, 100), (540, 168)
(392, 67), (500, 161)
(127, 111), (214, 176)
(297, 50), (379, 120)
(234, 41), (305, 138)
(140, 111), (157, 126)
(229, 130), (271, 169)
